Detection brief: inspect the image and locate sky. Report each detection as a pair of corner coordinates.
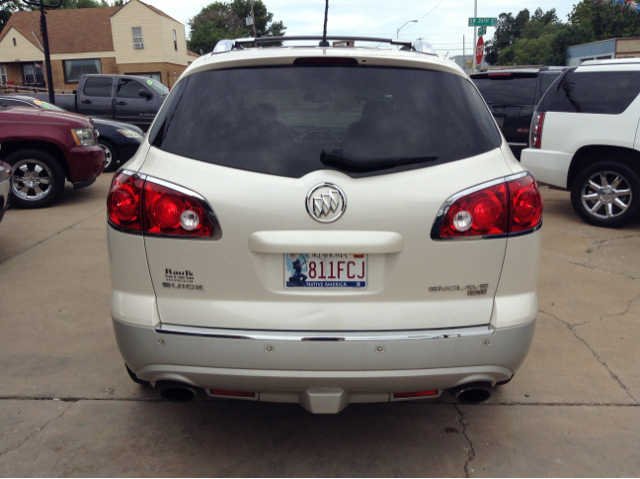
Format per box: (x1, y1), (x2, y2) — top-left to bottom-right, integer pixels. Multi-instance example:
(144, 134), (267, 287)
(149, 0), (574, 57)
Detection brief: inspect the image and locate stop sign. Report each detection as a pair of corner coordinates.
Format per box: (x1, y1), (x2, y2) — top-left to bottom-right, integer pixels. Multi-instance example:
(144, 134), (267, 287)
(476, 36), (485, 65)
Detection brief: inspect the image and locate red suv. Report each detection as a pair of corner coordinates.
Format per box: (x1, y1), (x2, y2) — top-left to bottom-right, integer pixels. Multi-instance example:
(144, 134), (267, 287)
(0, 107), (105, 208)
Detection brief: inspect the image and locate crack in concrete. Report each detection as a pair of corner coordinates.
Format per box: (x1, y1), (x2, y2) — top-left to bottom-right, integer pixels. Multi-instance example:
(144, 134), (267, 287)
(0, 209), (106, 266)
(453, 404), (475, 478)
(0, 401), (74, 458)
(540, 309), (639, 405)
(598, 292), (640, 324)
(540, 254), (637, 281)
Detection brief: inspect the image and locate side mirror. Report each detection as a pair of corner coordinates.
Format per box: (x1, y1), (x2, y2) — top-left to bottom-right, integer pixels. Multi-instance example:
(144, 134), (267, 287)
(139, 89), (153, 100)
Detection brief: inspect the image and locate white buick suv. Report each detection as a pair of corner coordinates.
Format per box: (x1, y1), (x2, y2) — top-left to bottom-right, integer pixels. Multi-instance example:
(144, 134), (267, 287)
(107, 36), (542, 413)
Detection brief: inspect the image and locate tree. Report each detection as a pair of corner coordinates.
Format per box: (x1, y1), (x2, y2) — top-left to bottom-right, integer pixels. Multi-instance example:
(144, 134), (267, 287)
(1, 0), (27, 33)
(188, 0), (285, 54)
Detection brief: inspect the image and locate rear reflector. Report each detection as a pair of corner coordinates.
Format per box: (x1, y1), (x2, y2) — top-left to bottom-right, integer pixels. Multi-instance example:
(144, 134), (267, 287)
(393, 390), (438, 399)
(210, 389), (256, 398)
(432, 173), (542, 239)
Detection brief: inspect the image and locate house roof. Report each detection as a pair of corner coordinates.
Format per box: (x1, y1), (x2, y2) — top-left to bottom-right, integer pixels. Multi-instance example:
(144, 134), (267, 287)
(0, 7), (121, 54)
(137, 1), (181, 24)
(0, 1), (182, 55)
(187, 50), (200, 57)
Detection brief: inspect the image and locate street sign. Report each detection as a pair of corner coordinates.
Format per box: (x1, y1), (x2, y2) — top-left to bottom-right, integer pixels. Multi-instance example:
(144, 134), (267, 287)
(476, 36), (485, 65)
(468, 17), (498, 27)
(478, 26), (486, 36)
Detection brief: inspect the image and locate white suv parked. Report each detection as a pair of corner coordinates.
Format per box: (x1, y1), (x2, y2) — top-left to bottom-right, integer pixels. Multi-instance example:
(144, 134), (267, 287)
(107, 36), (543, 413)
(522, 59), (640, 227)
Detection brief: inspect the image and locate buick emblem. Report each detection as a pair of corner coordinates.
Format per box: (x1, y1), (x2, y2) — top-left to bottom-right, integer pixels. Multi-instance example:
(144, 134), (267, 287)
(306, 183), (347, 223)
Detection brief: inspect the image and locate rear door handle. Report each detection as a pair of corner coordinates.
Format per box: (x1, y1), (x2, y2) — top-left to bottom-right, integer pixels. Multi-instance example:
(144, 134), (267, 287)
(81, 100), (92, 104)
(117, 101), (127, 106)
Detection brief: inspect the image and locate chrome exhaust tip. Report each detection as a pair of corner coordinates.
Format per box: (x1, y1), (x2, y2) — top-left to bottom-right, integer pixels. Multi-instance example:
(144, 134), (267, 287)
(158, 381), (198, 403)
(449, 381), (492, 404)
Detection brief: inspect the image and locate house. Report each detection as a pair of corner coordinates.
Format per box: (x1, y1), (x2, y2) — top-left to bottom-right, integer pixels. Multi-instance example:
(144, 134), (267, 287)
(566, 38), (640, 66)
(0, 0), (198, 90)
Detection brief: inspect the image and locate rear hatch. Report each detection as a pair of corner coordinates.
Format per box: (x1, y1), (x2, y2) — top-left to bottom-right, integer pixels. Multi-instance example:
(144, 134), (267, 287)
(140, 61), (512, 332)
(472, 72), (538, 155)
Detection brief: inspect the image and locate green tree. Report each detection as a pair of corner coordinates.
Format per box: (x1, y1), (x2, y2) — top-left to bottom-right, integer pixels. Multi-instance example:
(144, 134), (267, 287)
(570, 0), (640, 39)
(0, 0), (27, 33)
(188, 0), (285, 54)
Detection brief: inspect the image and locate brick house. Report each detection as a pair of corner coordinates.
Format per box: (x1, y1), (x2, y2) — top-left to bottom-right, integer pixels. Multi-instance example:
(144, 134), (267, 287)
(0, 0), (199, 90)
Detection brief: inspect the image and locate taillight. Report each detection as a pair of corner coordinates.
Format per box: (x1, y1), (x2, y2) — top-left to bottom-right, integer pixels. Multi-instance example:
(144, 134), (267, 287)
(530, 111), (545, 149)
(432, 173), (542, 239)
(107, 173), (143, 231)
(107, 171), (221, 239)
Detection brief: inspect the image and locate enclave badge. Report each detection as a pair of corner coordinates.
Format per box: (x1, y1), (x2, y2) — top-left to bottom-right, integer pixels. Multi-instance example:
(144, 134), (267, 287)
(306, 183), (347, 223)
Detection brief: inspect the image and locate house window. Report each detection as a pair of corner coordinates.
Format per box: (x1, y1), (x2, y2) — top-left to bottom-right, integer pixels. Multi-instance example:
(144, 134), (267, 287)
(132, 27), (144, 49)
(12, 38), (16, 46)
(23, 64), (35, 84)
(0, 66), (7, 84)
(173, 30), (177, 51)
(63, 59), (102, 83)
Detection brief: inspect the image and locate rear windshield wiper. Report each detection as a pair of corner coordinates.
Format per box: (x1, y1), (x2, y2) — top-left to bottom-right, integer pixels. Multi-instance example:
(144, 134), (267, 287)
(321, 148), (438, 173)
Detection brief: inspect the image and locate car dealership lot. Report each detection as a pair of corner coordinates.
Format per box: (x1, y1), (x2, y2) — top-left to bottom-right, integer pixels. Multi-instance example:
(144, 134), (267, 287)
(0, 174), (639, 477)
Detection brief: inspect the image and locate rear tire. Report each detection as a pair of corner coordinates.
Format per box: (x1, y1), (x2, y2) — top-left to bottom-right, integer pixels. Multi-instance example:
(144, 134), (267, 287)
(571, 161), (640, 228)
(99, 139), (119, 173)
(5, 149), (65, 209)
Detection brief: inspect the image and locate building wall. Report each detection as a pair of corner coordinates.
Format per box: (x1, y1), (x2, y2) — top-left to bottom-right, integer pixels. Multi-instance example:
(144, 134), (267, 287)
(566, 39), (615, 66)
(160, 16), (187, 66)
(46, 57), (118, 91)
(615, 38), (640, 58)
(0, 28), (44, 63)
(111, 0), (165, 65)
(118, 61), (187, 87)
(2, 63), (24, 84)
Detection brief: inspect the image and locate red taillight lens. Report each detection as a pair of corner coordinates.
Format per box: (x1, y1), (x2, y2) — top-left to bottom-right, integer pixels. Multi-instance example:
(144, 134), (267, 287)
(210, 389), (255, 398)
(439, 183), (509, 238)
(107, 172), (218, 238)
(530, 111), (545, 149)
(107, 173), (143, 230)
(143, 181), (213, 237)
(434, 174), (542, 239)
(509, 175), (543, 233)
(393, 390), (438, 399)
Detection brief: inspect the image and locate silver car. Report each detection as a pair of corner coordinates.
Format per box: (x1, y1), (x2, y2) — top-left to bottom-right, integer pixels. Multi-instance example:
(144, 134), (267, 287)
(107, 37), (543, 413)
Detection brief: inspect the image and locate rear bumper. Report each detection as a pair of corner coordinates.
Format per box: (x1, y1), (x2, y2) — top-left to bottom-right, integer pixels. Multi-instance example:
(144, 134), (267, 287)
(66, 145), (105, 183)
(114, 317), (535, 399)
(521, 148), (572, 188)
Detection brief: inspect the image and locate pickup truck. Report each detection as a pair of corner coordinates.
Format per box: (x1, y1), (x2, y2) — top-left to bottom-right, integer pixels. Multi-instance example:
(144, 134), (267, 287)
(0, 107), (105, 208)
(25, 74), (168, 130)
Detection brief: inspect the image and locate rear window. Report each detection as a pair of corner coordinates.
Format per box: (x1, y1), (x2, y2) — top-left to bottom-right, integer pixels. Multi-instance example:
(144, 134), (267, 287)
(83, 77), (112, 97)
(536, 73), (561, 103)
(473, 74), (537, 106)
(150, 66), (501, 178)
(538, 70), (640, 115)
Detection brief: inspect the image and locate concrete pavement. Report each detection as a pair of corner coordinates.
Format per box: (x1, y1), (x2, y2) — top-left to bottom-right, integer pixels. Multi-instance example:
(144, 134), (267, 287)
(0, 175), (639, 477)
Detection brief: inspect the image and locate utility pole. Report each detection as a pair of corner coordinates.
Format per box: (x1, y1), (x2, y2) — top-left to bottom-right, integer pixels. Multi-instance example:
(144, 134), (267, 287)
(463, 35), (466, 73)
(472, 0), (477, 74)
(22, 0), (62, 104)
(249, 0), (257, 47)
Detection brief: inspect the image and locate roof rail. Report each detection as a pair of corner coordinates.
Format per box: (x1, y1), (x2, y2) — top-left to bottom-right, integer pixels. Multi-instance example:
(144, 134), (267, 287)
(212, 36), (436, 54)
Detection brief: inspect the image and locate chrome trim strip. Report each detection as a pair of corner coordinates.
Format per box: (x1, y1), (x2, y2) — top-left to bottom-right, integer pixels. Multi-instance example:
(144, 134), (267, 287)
(508, 142), (529, 147)
(155, 323), (495, 341)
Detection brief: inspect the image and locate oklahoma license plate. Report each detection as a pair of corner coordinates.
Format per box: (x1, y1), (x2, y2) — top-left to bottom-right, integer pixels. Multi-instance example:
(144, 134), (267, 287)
(284, 254), (367, 289)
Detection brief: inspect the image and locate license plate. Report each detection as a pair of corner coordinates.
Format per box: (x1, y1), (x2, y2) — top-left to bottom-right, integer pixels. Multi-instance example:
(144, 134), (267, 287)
(284, 254), (367, 288)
